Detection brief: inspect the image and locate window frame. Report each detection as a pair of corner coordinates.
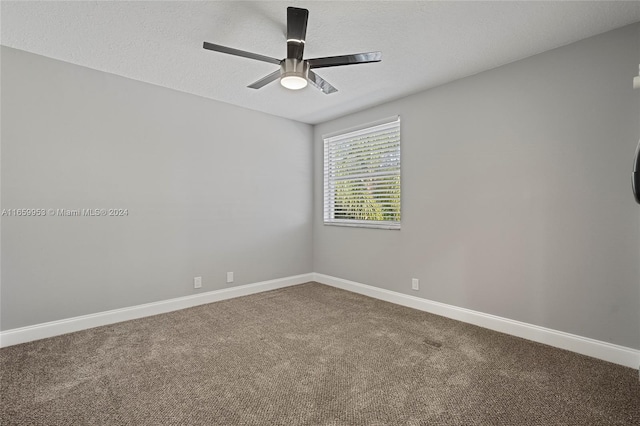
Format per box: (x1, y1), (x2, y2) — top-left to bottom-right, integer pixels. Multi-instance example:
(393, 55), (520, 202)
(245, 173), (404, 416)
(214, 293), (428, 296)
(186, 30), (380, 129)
(323, 116), (401, 230)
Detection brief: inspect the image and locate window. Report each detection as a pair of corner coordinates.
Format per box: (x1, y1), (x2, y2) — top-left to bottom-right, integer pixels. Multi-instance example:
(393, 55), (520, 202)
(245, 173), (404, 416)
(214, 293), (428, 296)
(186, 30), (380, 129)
(323, 117), (401, 229)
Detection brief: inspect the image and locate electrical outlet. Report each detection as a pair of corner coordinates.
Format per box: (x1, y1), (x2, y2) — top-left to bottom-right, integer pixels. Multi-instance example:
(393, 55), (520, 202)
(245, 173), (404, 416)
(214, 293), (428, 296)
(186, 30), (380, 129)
(412, 278), (419, 291)
(194, 276), (202, 289)
(227, 272), (234, 283)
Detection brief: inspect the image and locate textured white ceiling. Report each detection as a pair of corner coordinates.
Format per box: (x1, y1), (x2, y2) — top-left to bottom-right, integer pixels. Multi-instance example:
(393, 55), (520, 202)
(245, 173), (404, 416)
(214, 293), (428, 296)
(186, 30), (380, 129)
(2, 1), (639, 124)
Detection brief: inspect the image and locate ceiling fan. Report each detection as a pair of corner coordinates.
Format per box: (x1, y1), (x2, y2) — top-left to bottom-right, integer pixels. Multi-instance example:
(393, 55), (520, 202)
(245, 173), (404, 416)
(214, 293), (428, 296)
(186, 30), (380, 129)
(203, 7), (381, 94)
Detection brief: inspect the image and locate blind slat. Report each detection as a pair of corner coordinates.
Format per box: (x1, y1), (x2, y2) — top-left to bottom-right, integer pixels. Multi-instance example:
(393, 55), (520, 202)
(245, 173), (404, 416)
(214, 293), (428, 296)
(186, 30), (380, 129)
(327, 140), (400, 159)
(327, 133), (400, 154)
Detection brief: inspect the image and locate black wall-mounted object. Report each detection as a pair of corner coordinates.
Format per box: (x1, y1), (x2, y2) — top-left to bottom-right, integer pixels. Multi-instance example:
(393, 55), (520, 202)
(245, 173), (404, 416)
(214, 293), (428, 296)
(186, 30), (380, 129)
(633, 139), (640, 204)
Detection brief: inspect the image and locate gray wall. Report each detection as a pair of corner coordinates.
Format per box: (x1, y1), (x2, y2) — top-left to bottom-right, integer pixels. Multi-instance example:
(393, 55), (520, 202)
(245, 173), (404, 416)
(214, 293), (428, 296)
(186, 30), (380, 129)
(1, 46), (313, 330)
(3, 23), (639, 351)
(313, 24), (640, 349)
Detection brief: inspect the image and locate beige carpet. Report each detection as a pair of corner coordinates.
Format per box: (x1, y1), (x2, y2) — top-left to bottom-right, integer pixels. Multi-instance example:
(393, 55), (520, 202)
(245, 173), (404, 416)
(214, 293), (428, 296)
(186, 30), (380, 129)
(1, 282), (639, 425)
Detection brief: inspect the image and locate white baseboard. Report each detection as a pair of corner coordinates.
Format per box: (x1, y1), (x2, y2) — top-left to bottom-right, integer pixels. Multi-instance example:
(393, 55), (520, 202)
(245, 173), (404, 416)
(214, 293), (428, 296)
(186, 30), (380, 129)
(0, 273), (314, 348)
(313, 273), (640, 369)
(3, 272), (638, 370)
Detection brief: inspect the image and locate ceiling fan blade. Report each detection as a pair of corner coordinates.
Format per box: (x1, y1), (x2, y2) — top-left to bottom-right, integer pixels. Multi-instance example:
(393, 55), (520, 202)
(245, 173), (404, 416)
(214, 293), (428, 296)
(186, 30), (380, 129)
(308, 71), (338, 94)
(307, 52), (382, 69)
(247, 69), (281, 89)
(203, 42), (281, 65)
(287, 7), (308, 61)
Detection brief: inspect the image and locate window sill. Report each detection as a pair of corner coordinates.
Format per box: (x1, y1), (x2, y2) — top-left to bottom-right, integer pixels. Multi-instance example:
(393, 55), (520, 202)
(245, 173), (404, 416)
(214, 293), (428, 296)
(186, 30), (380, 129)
(323, 221), (401, 230)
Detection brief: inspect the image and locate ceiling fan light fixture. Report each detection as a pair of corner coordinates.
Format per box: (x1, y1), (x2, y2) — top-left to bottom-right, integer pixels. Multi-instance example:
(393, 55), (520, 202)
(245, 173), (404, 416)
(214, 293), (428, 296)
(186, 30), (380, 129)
(281, 75), (308, 90)
(202, 7), (381, 94)
(280, 58), (309, 90)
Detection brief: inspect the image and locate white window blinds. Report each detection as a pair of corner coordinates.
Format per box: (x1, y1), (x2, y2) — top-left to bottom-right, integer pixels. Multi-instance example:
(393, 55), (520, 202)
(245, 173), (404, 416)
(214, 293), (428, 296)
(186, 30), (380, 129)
(323, 117), (401, 229)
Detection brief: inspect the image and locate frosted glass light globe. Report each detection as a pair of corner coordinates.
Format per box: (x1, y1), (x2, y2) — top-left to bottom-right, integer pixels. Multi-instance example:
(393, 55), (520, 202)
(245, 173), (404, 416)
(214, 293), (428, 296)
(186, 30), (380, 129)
(281, 75), (308, 90)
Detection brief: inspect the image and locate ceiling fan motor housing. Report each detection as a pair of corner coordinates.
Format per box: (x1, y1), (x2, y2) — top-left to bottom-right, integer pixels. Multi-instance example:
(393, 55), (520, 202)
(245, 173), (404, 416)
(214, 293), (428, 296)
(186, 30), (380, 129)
(281, 59), (309, 80)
